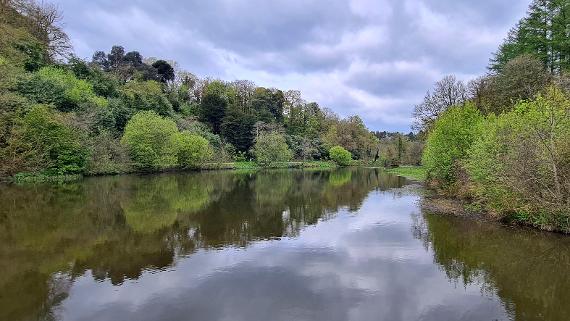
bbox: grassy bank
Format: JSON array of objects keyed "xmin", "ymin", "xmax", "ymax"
[
  {"xmin": 7, "ymin": 161, "xmax": 338, "ymax": 184},
  {"xmin": 385, "ymin": 166, "xmax": 426, "ymax": 181}
]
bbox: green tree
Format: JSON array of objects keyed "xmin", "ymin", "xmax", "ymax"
[
  {"xmin": 253, "ymin": 132, "xmax": 292, "ymax": 167},
  {"xmin": 7, "ymin": 104, "xmax": 87, "ymax": 175},
  {"xmin": 329, "ymin": 146, "xmax": 352, "ymax": 166},
  {"xmin": 200, "ymin": 93, "xmax": 227, "ymax": 134},
  {"xmin": 120, "ymin": 80, "xmax": 173, "ymax": 116},
  {"xmin": 422, "ymin": 103, "xmax": 484, "ymax": 189},
  {"xmin": 17, "ymin": 66, "xmax": 107, "ymax": 111},
  {"xmin": 471, "ymin": 55, "xmax": 551, "ymax": 114},
  {"xmin": 152, "ymin": 60, "xmax": 175, "ymax": 83},
  {"xmin": 467, "ymin": 87, "xmax": 570, "ymax": 226},
  {"xmin": 491, "ymin": 0, "xmax": 570, "ymax": 73},
  {"xmin": 221, "ymin": 108, "xmax": 255, "ymax": 152},
  {"xmin": 120, "ymin": 111, "xmax": 178, "ymax": 170},
  {"xmin": 174, "ymin": 131, "xmax": 212, "ymax": 169}
]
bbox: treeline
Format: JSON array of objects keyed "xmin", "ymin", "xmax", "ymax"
[
  {"xmin": 416, "ymin": 0, "xmax": 570, "ymax": 232},
  {"xmin": 0, "ymin": 0, "xmax": 380, "ymax": 178},
  {"xmin": 374, "ymin": 131, "xmax": 423, "ymax": 167}
]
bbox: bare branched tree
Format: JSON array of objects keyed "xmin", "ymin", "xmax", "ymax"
[
  {"xmin": 10, "ymin": 0, "xmax": 72, "ymax": 60},
  {"xmin": 412, "ymin": 75, "xmax": 467, "ymax": 132}
]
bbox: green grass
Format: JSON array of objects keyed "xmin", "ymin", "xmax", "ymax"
[
  {"xmin": 13, "ymin": 172, "xmax": 83, "ymax": 184},
  {"xmin": 385, "ymin": 166, "xmax": 426, "ymax": 181},
  {"xmin": 200, "ymin": 161, "xmax": 336, "ymax": 171}
]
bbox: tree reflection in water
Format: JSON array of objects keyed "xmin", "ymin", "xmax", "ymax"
[{"xmin": 0, "ymin": 168, "xmax": 405, "ymax": 321}]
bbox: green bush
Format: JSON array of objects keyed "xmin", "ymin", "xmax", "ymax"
[
  {"xmin": 174, "ymin": 131, "xmax": 212, "ymax": 169},
  {"xmin": 422, "ymin": 103, "xmax": 484, "ymax": 189},
  {"xmin": 8, "ymin": 104, "xmax": 87, "ymax": 175},
  {"xmin": 120, "ymin": 111, "xmax": 178, "ymax": 170},
  {"xmin": 17, "ymin": 66, "xmax": 107, "ymax": 111},
  {"xmin": 466, "ymin": 87, "xmax": 570, "ymax": 230},
  {"xmin": 120, "ymin": 80, "xmax": 173, "ymax": 116},
  {"xmin": 329, "ymin": 146, "xmax": 352, "ymax": 166},
  {"xmin": 253, "ymin": 132, "xmax": 292, "ymax": 167}
]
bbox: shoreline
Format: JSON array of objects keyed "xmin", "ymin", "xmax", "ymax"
[{"xmin": 421, "ymin": 193, "xmax": 570, "ymax": 235}]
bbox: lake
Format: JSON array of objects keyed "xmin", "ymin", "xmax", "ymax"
[{"xmin": 1, "ymin": 168, "xmax": 569, "ymax": 321}]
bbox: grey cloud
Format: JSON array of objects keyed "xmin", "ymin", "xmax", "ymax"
[{"xmin": 53, "ymin": 0, "xmax": 530, "ymax": 131}]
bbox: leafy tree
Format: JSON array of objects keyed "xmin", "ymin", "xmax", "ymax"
[
  {"xmin": 6, "ymin": 104, "xmax": 86, "ymax": 175},
  {"xmin": 250, "ymin": 87, "xmax": 284, "ymax": 123},
  {"xmin": 120, "ymin": 80, "xmax": 173, "ymax": 116},
  {"xmin": 329, "ymin": 146, "xmax": 352, "ymax": 166},
  {"xmin": 174, "ymin": 131, "xmax": 212, "ymax": 168},
  {"xmin": 422, "ymin": 103, "xmax": 484, "ymax": 189},
  {"xmin": 17, "ymin": 66, "xmax": 107, "ymax": 111},
  {"xmin": 120, "ymin": 111, "xmax": 178, "ymax": 170},
  {"xmin": 467, "ymin": 87, "xmax": 570, "ymax": 223},
  {"xmin": 491, "ymin": 0, "xmax": 570, "ymax": 73},
  {"xmin": 471, "ymin": 55, "xmax": 551, "ymax": 114},
  {"xmin": 152, "ymin": 60, "xmax": 175, "ymax": 83},
  {"xmin": 322, "ymin": 115, "xmax": 378, "ymax": 160},
  {"xmin": 221, "ymin": 108, "xmax": 255, "ymax": 152},
  {"xmin": 200, "ymin": 85, "xmax": 227, "ymax": 134},
  {"xmin": 107, "ymin": 45, "xmax": 125, "ymax": 70},
  {"xmin": 252, "ymin": 132, "xmax": 292, "ymax": 167}
]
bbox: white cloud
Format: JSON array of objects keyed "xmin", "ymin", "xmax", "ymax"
[{"xmin": 55, "ymin": 0, "xmax": 529, "ymax": 131}]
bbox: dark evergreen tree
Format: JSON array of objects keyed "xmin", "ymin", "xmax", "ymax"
[
  {"xmin": 221, "ymin": 109, "xmax": 255, "ymax": 152},
  {"xmin": 200, "ymin": 92, "xmax": 227, "ymax": 134}
]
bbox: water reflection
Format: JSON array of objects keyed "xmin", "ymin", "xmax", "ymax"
[
  {"xmin": 0, "ymin": 169, "xmax": 405, "ymax": 320},
  {"xmin": 415, "ymin": 213, "xmax": 570, "ymax": 321},
  {"xmin": 0, "ymin": 168, "xmax": 568, "ymax": 321}
]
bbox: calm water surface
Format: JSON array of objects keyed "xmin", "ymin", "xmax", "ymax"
[{"xmin": 1, "ymin": 168, "xmax": 569, "ymax": 321}]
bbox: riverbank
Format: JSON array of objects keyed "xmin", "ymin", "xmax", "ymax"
[
  {"xmin": 7, "ymin": 161, "xmax": 339, "ymax": 184},
  {"xmin": 384, "ymin": 166, "xmax": 426, "ymax": 181},
  {"xmin": 421, "ymin": 191, "xmax": 570, "ymax": 234}
]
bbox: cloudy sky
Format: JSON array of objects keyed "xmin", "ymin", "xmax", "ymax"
[{"xmin": 53, "ymin": 0, "xmax": 529, "ymax": 132}]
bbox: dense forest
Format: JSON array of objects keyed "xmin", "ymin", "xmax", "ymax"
[
  {"xmin": 1, "ymin": 0, "xmax": 423, "ymax": 180},
  {"xmin": 416, "ymin": 0, "xmax": 570, "ymax": 232}
]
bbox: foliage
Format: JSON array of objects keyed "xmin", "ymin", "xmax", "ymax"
[
  {"xmin": 174, "ymin": 131, "xmax": 212, "ymax": 169},
  {"xmin": 252, "ymin": 132, "xmax": 292, "ymax": 167},
  {"xmin": 467, "ymin": 87, "xmax": 570, "ymax": 228},
  {"xmin": 6, "ymin": 104, "xmax": 86, "ymax": 175},
  {"xmin": 0, "ymin": 1, "xmax": 381, "ymax": 179},
  {"xmin": 322, "ymin": 115, "xmax": 378, "ymax": 160},
  {"xmin": 422, "ymin": 103, "xmax": 484, "ymax": 189},
  {"xmin": 120, "ymin": 111, "xmax": 178, "ymax": 170},
  {"xmin": 491, "ymin": 0, "xmax": 570, "ymax": 73},
  {"xmin": 120, "ymin": 80, "xmax": 173, "ymax": 116},
  {"xmin": 376, "ymin": 132, "xmax": 423, "ymax": 167},
  {"xmin": 17, "ymin": 66, "xmax": 107, "ymax": 111},
  {"xmin": 85, "ymin": 131, "xmax": 130, "ymax": 175},
  {"xmin": 220, "ymin": 108, "xmax": 255, "ymax": 152},
  {"xmin": 329, "ymin": 146, "xmax": 352, "ymax": 166},
  {"xmin": 471, "ymin": 55, "xmax": 551, "ymax": 114},
  {"xmin": 151, "ymin": 60, "xmax": 175, "ymax": 83},
  {"xmin": 200, "ymin": 82, "xmax": 228, "ymax": 134}
]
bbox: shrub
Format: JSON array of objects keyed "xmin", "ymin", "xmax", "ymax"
[
  {"xmin": 120, "ymin": 111, "xmax": 178, "ymax": 170},
  {"xmin": 329, "ymin": 146, "xmax": 352, "ymax": 166},
  {"xmin": 6, "ymin": 104, "xmax": 87, "ymax": 175},
  {"xmin": 174, "ymin": 131, "xmax": 212, "ymax": 169},
  {"xmin": 422, "ymin": 103, "xmax": 484, "ymax": 189},
  {"xmin": 467, "ymin": 87, "xmax": 570, "ymax": 230},
  {"xmin": 86, "ymin": 131, "xmax": 130, "ymax": 175},
  {"xmin": 120, "ymin": 80, "xmax": 173, "ymax": 116},
  {"xmin": 17, "ymin": 66, "xmax": 107, "ymax": 111},
  {"xmin": 253, "ymin": 132, "xmax": 292, "ymax": 167}
]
